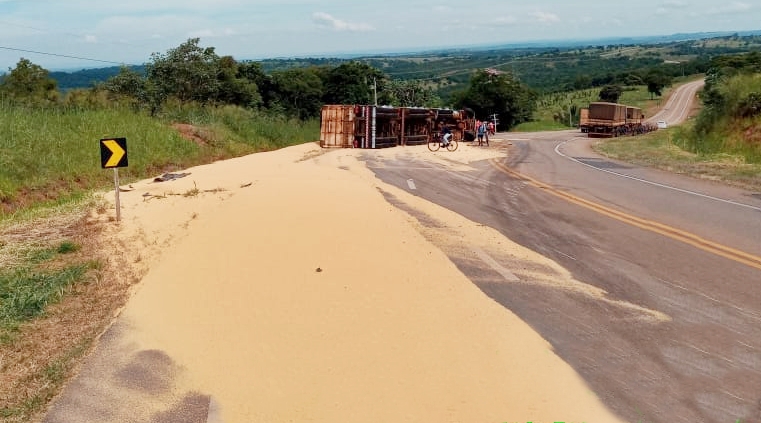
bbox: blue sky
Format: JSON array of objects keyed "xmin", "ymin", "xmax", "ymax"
[{"xmin": 0, "ymin": 0, "xmax": 758, "ymax": 70}]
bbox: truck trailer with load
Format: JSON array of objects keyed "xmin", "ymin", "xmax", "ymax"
[{"xmin": 579, "ymin": 102, "xmax": 656, "ymax": 137}]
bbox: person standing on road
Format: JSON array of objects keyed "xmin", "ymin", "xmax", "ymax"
[{"xmin": 476, "ymin": 120, "xmax": 486, "ymax": 146}]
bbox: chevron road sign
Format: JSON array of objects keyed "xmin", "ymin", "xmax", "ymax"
[{"xmin": 100, "ymin": 138, "xmax": 128, "ymax": 168}]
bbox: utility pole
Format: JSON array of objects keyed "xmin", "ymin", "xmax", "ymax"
[{"xmin": 373, "ymin": 78, "xmax": 378, "ymax": 106}]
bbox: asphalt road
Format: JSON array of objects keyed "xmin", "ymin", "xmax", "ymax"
[{"xmin": 367, "ymin": 82, "xmax": 761, "ymax": 423}]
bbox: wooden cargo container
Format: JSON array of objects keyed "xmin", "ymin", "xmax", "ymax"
[
  {"xmin": 320, "ymin": 105, "xmax": 355, "ymax": 148},
  {"xmin": 589, "ymin": 102, "xmax": 627, "ymax": 121}
]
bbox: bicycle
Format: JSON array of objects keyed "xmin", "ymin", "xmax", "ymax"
[{"xmin": 427, "ymin": 132, "xmax": 458, "ymax": 152}]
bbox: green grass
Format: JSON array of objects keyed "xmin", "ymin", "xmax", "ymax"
[
  {"xmin": 0, "ymin": 262, "xmax": 88, "ymax": 335},
  {"xmin": 0, "ymin": 101, "xmax": 319, "ymax": 217},
  {"xmin": 56, "ymin": 241, "xmax": 80, "ymax": 254},
  {"xmin": 513, "ymin": 120, "xmax": 569, "ymax": 132},
  {"xmin": 593, "ymin": 125, "xmax": 761, "ymax": 191}
]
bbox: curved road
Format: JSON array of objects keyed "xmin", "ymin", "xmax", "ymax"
[
  {"xmin": 368, "ymin": 80, "xmax": 761, "ymax": 423},
  {"xmin": 649, "ymin": 79, "xmax": 704, "ymax": 125}
]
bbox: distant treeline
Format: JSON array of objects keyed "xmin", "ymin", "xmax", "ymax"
[
  {"xmin": 41, "ymin": 34, "xmax": 761, "ymax": 103},
  {"xmin": 50, "ymin": 65, "xmax": 146, "ymax": 91}
]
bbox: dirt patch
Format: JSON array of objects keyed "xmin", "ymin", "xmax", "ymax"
[
  {"xmin": 0, "ymin": 180, "xmax": 94, "ymax": 216},
  {"xmin": 743, "ymin": 122, "xmax": 761, "ymax": 147},
  {"xmin": 171, "ymin": 123, "xmax": 214, "ymax": 146}
]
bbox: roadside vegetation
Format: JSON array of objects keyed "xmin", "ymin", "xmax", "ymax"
[
  {"xmin": 594, "ymin": 52, "xmax": 761, "ymax": 190},
  {"xmin": 522, "ymin": 84, "xmax": 674, "ymax": 132},
  {"xmin": 685, "ymin": 53, "xmax": 761, "ymax": 163},
  {"xmin": 593, "ymin": 127, "xmax": 761, "ymax": 191},
  {"xmin": 0, "ymin": 198, "xmax": 121, "ymax": 423},
  {"xmin": 1, "ymin": 34, "xmax": 761, "ymax": 422}
]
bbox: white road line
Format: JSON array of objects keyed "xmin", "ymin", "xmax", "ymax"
[
  {"xmin": 554, "ymin": 141, "xmax": 761, "ymax": 212},
  {"xmin": 721, "ymin": 390, "xmax": 747, "ymax": 402},
  {"xmin": 474, "ymin": 247, "xmax": 520, "ymax": 282},
  {"xmin": 407, "ymin": 179, "xmax": 417, "ymax": 190},
  {"xmin": 554, "ymin": 249, "xmax": 578, "ymax": 261},
  {"xmin": 737, "ymin": 341, "xmax": 755, "ymax": 349}
]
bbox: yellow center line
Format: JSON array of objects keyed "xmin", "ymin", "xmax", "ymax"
[{"xmin": 489, "ymin": 159, "xmax": 761, "ymax": 271}]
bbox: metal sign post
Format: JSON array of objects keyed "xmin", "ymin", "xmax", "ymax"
[
  {"xmin": 100, "ymin": 137, "xmax": 128, "ymax": 222},
  {"xmin": 113, "ymin": 168, "xmax": 121, "ymax": 222}
]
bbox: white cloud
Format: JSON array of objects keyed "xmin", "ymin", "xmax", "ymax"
[
  {"xmin": 312, "ymin": 12, "xmax": 374, "ymax": 32},
  {"xmin": 530, "ymin": 11, "xmax": 560, "ymax": 24},
  {"xmin": 84, "ymin": 35, "xmax": 97, "ymax": 43}
]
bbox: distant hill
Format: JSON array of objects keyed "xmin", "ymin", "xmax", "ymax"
[
  {"xmin": 46, "ymin": 30, "xmax": 761, "ymax": 93},
  {"xmin": 466, "ymin": 29, "xmax": 761, "ymax": 51},
  {"xmin": 50, "ymin": 65, "xmax": 145, "ymax": 91}
]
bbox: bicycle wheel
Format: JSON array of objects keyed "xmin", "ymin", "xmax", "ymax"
[
  {"xmin": 446, "ymin": 139, "xmax": 458, "ymax": 151},
  {"xmin": 427, "ymin": 139, "xmax": 441, "ymax": 151}
]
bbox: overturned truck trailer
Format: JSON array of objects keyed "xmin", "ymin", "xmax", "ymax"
[{"xmin": 319, "ymin": 105, "xmax": 475, "ymax": 149}]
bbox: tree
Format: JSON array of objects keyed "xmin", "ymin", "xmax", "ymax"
[
  {"xmin": 0, "ymin": 58, "xmax": 58, "ymax": 103},
  {"xmin": 270, "ymin": 67, "xmax": 325, "ymax": 119},
  {"xmin": 323, "ymin": 62, "xmax": 387, "ymax": 105},
  {"xmin": 573, "ymin": 74, "xmax": 593, "ymax": 90},
  {"xmin": 644, "ymin": 69, "xmax": 672, "ymax": 99},
  {"xmin": 103, "ymin": 66, "xmax": 145, "ymax": 98},
  {"xmin": 452, "ymin": 69, "xmax": 536, "ymax": 131},
  {"xmin": 598, "ymin": 85, "xmax": 623, "ymax": 103},
  {"xmin": 145, "ymin": 38, "xmax": 221, "ymax": 104},
  {"xmin": 215, "ymin": 56, "xmax": 261, "ymax": 109},
  {"xmin": 238, "ymin": 61, "xmax": 272, "ymax": 107},
  {"xmin": 624, "ymin": 74, "xmax": 644, "ymax": 87},
  {"xmin": 383, "ymin": 79, "xmax": 436, "ymax": 107},
  {"xmin": 102, "ymin": 65, "xmax": 165, "ymax": 114}
]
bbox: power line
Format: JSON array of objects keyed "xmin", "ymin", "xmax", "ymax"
[{"xmin": 0, "ymin": 46, "xmax": 125, "ymax": 65}]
